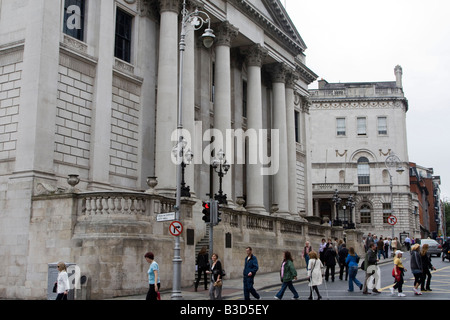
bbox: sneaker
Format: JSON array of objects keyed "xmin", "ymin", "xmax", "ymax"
[
  {"xmin": 274, "ymin": 296, "xmax": 280, "ymax": 300},
  {"xmin": 291, "ymin": 297, "xmax": 299, "ymax": 300},
  {"xmin": 390, "ymin": 287, "xmax": 394, "ymax": 295},
  {"xmin": 398, "ymin": 293, "xmax": 406, "ymax": 297},
  {"xmin": 372, "ymin": 288, "xmax": 380, "ymax": 293}
]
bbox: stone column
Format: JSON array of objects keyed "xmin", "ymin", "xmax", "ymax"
[
  {"xmin": 213, "ymin": 21, "xmax": 238, "ymax": 204},
  {"xmin": 285, "ymin": 71, "xmax": 298, "ymax": 216},
  {"xmin": 154, "ymin": 0, "xmax": 180, "ymax": 195},
  {"xmin": 244, "ymin": 44, "xmax": 268, "ymax": 214},
  {"xmin": 88, "ymin": 0, "xmax": 116, "ymax": 189},
  {"xmin": 271, "ymin": 63, "xmax": 290, "ymax": 216}
]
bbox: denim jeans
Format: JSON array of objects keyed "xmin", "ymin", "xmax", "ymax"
[
  {"xmin": 348, "ymin": 266, "xmax": 362, "ymax": 291},
  {"xmin": 275, "ymin": 280, "xmax": 299, "ymax": 299}
]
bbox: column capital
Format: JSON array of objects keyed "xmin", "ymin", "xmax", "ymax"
[
  {"xmin": 269, "ymin": 62, "xmax": 289, "ymax": 84},
  {"xmin": 243, "ymin": 44, "xmax": 268, "ymax": 68},
  {"xmin": 214, "ymin": 21, "xmax": 239, "ymax": 47},
  {"xmin": 285, "ymin": 70, "xmax": 299, "ymax": 89}
]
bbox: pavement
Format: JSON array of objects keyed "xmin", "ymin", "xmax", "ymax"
[{"xmin": 108, "ymin": 257, "xmax": 394, "ymax": 300}]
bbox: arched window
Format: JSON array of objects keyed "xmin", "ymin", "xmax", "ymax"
[
  {"xmin": 360, "ymin": 204, "xmax": 371, "ymax": 224},
  {"xmin": 357, "ymin": 157, "xmax": 370, "ymax": 185}
]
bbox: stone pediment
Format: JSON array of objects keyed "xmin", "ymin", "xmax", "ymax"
[{"xmin": 230, "ymin": 0, "xmax": 307, "ymax": 54}]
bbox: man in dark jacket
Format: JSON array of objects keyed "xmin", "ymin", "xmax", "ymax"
[
  {"xmin": 324, "ymin": 245, "xmax": 337, "ymax": 282},
  {"xmin": 243, "ymin": 247, "xmax": 260, "ymax": 300},
  {"xmin": 362, "ymin": 243, "xmax": 380, "ymax": 294}
]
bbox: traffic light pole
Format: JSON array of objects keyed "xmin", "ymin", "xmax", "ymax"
[{"xmin": 208, "ymin": 199, "xmax": 218, "ymax": 262}]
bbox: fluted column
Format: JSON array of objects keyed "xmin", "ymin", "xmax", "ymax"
[
  {"xmin": 244, "ymin": 44, "xmax": 268, "ymax": 213},
  {"xmin": 271, "ymin": 63, "xmax": 289, "ymax": 216},
  {"xmin": 213, "ymin": 21, "xmax": 238, "ymax": 204},
  {"xmin": 154, "ymin": 0, "xmax": 180, "ymax": 195},
  {"xmin": 285, "ymin": 71, "xmax": 298, "ymax": 215}
]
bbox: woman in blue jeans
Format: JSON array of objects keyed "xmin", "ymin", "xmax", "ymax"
[{"xmin": 345, "ymin": 247, "xmax": 363, "ymax": 292}]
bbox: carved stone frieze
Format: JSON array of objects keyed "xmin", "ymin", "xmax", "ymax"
[{"xmin": 311, "ymin": 100, "xmax": 405, "ymax": 110}]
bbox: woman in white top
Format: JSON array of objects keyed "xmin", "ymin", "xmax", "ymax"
[
  {"xmin": 55, "ymin": 262, "xmax": 70, "ymax": 300},
  {"xmin": 307, "ymin": 250, "xmax": 323, "ymax": 300}
]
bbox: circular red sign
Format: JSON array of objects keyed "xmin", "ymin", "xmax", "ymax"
[
  {"xmin": 387, "ymin": 215, "xmax": 397, "ymax": 225},
  {"xmin": 169, "ymin": 221, "xmax": 183, "ymax": 236}
]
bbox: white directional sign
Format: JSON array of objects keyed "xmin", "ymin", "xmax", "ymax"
[{"xmin": 156, "ymin": 212, "xmax": 175, "ymax": 222}]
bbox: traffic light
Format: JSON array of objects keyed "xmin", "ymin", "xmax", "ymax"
[
  {"xmin": 209, "ymin": 200, "xmax": 221, "ymax": 226},
  {"xmin": 216, "ymin": 202, "xmax": 222, "ymax": 225},
  {"xmin": 202, "ymin": 201, "xmax": 210, "ymax": 223}
]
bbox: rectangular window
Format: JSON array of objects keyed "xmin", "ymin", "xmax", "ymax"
[
  {"xmin": 295, "ymin": 110, "xmax": 300, "ymax": 143},
  {"xmin": 336, "ymin": 118, "xmax": 346, "ymax": 136},
  {"xmin": 115, "ymin": 8, "xmax": 133, "ymax": 63},
  {"xmin": 357, "ymin": 117, "xmax": 366, "ymax": 135},
  {"xmin": 63, "ymin": 0, "xmax": 85, "ymax": 41},
  {"xmin": 378, "ymin": 116, "xmax": 388, "ymax": 135}
]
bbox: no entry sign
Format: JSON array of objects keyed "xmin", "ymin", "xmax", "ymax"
[
  {"xmin": 387, "ymin": 215, "xmax": 397, "ymax": 226},
  {"xmin": 169, "ymin": 221, "xmax": 183, "ymax": 236}
]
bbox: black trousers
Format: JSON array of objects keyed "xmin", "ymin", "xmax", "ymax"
[
  {"xmin": 55, "ymin": 293, "xmax": 67, "ymax": 300},
  {"xmin": 146, "ymin": 283, "xmax": 161, "ymax": 301}
]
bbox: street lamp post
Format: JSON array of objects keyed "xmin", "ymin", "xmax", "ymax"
[
  {"xmin": 332, "ymin": 189, "xmax": 342, "ymax": 226},
  {"xmin": 385, "ymin": 151, "xmax": 404, "ymax": 239},
  {"xmin": 172, "ymin": 0, "xmax": 215, "ymax": 300},
  {"xmin": 346, "ymin": 195, "xmax": 355, "ymax": 229},
  {"xmin": 212, "ymin": 149, "xmax": 230, "ymax": 205}
]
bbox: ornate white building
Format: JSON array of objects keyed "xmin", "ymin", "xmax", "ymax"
[
  {"xmin": 0, "ymin": 0, "xmax": 342, "ymax": 300},
  {"xmin": 309, "ymin": 66, "xmax": 421, "ymax": 240}
]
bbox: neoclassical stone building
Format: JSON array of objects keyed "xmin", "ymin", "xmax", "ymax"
[
  {"xmin": 309, "ymin": 66, "xmax": 421, "ymax": 240},
  {"xmin": 1, "ymin": 0, "xmax": 359, "ymax": 300}
]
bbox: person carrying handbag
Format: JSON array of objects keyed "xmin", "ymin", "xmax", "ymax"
[
  {"xmin": 207, "ymin": 253, "xmax": 223, "ymax": 300},
  {"xmin": 390, "ymin": 250, "xmax": 406, "ymax": 297}
]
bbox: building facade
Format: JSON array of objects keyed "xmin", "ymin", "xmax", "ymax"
[
  {"xmin": 309, "ymin": 66, "xmax": 421, "ymax": 240},
  {"xmin": 409, "ymin": 163, "xmax": 444, "ymax": 239},
  {"xmin": 0, "ymin": 0, "xmax": 350, "ymax": 300}
]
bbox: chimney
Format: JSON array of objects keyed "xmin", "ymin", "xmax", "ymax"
[
  {"xmin": 318, "ymin": 78, "xmax": 328, "ymax": 89},
  {"xmin": 394, "ymin": 65, "xmax": 403, "ymax": 88}
]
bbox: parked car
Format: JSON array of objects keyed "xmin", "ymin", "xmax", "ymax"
[{"xmin": 419, "ymin": 239, "xmax": 441, "ymax": 257}]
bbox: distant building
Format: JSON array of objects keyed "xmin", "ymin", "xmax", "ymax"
[
  {"xmin": 309, "ymin": 66, "xmax": 421, "ymax": 239},
  {"xmin": 409, "ymin": 163, "xmax": 443, "ymax": 238}
]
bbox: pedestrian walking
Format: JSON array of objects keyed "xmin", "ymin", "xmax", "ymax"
[
  {"xmin": 391, "ymin": 237, "xmax": 398, "ymax": 257},
  {"xmin": 390, "ymin": 250, "xmax": 406, "ymax": 297},
  {"xmin": 207, "ymin": 253, "xmax": 223, "ymax": 300},
  {"xmin": 194, "ymin": 246, "xmax": 209, "ymax": 291},
  {"xmin": 410, "ymin": 243, "xmax": 423, "ymax": 295},
  {"xmin": 345, "ymin": 247, "xmax": 363, "ymax": 292},
  {"xmin": 384, "ymin": 238, "xmax": 391, "ymax": 259},
  {"xmin": 274, "ymin": 251, "xmax": 299, "ymax": 300},
  {"xmin": 319, "ymin": 238, "xmax": 327, "ymax": 263},
  {"xmin": 324, "ymin": 244, "xmax": 337, "ymax": 282},
  {"xmin": 55, "ymin": 262, "xmax": 70, "ymax": 300},
  {"xmin": 302, "ymin": 241, "xmax": 312, "ymax": 270},
  {"xmin": 420, "ymin": 244, "xmax": 436, "ymax": 291},
  {"xmin": 405, "ymin": 236, "xmax": 412, "ymax": 252},
  {"xmin": 307, "ymin": 250, "xmax": 323, "ymax": 300},
  {"xmin": 362, "ymin": 243, "xmax": 380, "ymax": 294},
  {"xmin": 338, "ymin": 243, "xmax": 349, "ymax": 281},
  {"xmin": 243, "ymin": 246, "xmax": 260, "ymax": 300},
  {"xmin": 144, "ymin": 251, "xmax": 160, "ymax": 301},
  {"xmin": 377, "ymin": 236, "xmax": 385, "ymax": 259}
]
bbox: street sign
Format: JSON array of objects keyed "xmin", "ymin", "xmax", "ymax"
[
  {"xmin": 156, "ymin": 212, "xmax": 175, "ymax": 222},
  {"xmin": 169, "ymin": 221, "xmax": 183, "ymax": 236},
  {"xmin": 387, "ymin": 215, "xmax": 397, "ymax": 225}
]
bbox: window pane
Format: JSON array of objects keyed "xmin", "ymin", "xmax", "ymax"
[
  {"xmin": 115, "ymin": 8, "xmax": 133, "ymax": 63},
  {"xmin": 357, "ymin": 157, "xmax": 370, "ymax": 184},
  {"xmin": 378, "ymin": 116, "xmax": 387, "ymax": 135},
  {"xmin": 336, "ymin": 118, "xmax": 346, "ymax": 136},
  {"xmin": 357, "ymin": 117, "xmax": 366, "ymax": 135},
  {"xmin": 360, "ymin": 205, "xmax": 371, "ymax": 224},
  {"xmin": 63, "ymin": 0, "xmax": 85, "ymax": 41}
]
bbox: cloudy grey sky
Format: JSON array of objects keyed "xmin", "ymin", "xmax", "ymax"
[{"xmin": 283, "ymin": 0, "xmax": 450, "ymax": 200}]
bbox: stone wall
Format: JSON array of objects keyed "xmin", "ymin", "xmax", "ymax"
[{"xmin": 9, "ymin": 191, "xmax": 362, "ymax": 300}]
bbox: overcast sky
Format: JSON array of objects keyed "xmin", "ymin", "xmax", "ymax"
[{"xmin": 283, "ymin": 0, "xmax": 450, "ymax": 200}]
